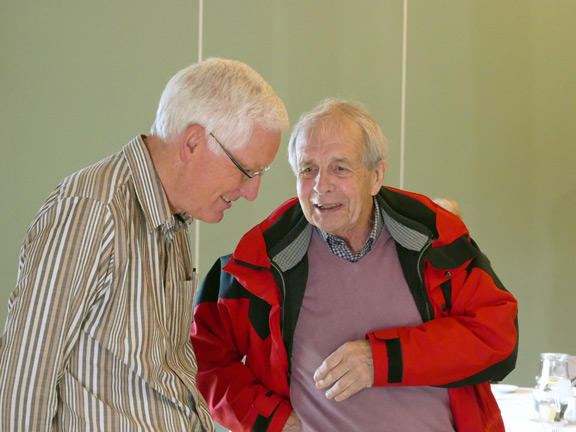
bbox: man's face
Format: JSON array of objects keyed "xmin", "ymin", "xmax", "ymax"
[
  {"xmin": 178, "ymin": 125, "xmax": 281, "ymax": 223},
  {"xmin": 295, "ymin": 120, "xmax": 386, "ymax": 246}
]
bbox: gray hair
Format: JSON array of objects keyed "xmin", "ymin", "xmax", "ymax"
[
  {"xmin": 151, "ymin": 58, "xmax": 289, "ymax": 150},
  {"xmin": 288, "ymin": 99, "xmax": 387, "ymax": 173}
]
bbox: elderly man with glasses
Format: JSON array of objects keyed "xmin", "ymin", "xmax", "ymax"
[{"xmin": 0, "ymin": 58, "xmax": 288, "ymax": 432}]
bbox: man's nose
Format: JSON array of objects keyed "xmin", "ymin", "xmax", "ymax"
[
  {"xmin": 313, "ymin": 170, "xmax": 333, "ymax": 194},
  {"xmin": 239, "ymin": 176, "xmax": 261, "ymax": 202}
]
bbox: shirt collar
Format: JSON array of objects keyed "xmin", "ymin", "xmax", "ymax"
[
  {"xmin": 123, "ymin": 135, "xmax": 192, "ymax": 238},
  {"xmin": 317, "ymin": 197, "xmax": 383, "ymax": 262}
]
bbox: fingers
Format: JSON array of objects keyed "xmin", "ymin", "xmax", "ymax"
[
  {"xmin": 313, "ymin": 349, "xmax": 341, "ymax": 384},
  {"xmin": 282, "ymin": 411, "xmax": 302, "ymax": 432},
  {"xmin": 313, "ymin": 340, "xmax": 374, "ymax": 402},
  {"xmin": 322, "ymin": 371, "xmax": 366, "ymax": 402}
]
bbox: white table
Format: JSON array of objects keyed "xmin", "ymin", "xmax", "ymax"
[{"xmin": 494, "ymin": 386, "xmax": 576, "ymax": 431}]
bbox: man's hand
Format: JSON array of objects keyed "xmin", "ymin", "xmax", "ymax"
[
  {"xmin": 313, "ymin": 340, "xmax": 374, "ymax": 401},
  {"xmin": 282, "ymin": 411, "xmax": 302, "ymax": 432}
]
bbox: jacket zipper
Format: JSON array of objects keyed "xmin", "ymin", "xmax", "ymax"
[
  {"xmin": 270, "ymin": 261, "xmax": 286, "ymax": 339},
  {"xmin": 417, "ymin": 239, "xmax": 434, "ymax": 322}
]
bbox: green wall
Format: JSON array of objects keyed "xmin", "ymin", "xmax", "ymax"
[{"xmin": 1, "ymin": 2, "xmax": 575, "ymax": 423}]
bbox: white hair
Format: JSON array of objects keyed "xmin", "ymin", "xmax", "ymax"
[
  {"xmin": 151, "ymin": 58, "xmax": 289, "ymax": 151},
  {"xmin": 288, "ymin": 99, "xmax": 387, "ymax": 174}
]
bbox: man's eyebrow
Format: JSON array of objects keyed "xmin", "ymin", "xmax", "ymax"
[
  {"xmin": 332, "ymin": 157, "xmax": 351, "ymax": 164},
  {"xmin": 298, "ymin": 156, "xmax": 352, "ymax": 165}
]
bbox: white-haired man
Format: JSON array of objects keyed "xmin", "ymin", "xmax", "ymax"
[
  {"xmin": 191, "ymin": 99, "xmax": 518, "ymax": 432},
  {"xmin": 0, "ymin": 58, "xmax": 289, "ymax": 431}
]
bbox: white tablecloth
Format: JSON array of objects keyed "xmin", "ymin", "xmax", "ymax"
[{"xmin": 494, "ymin": 386, "xmax": 576, "ymax": 431}]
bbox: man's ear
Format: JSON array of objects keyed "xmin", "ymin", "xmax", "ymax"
[
  {"xmin": 180, "ymin": 124, "xmax": 205, "ymax": 161},
  {"xmin": 371, "ymin": 159, "xmax": 388, "ymax": 195}
]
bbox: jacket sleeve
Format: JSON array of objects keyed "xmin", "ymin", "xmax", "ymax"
[
  {"xmin": 191, "ymin": 256, "xmax": 292, "ymax": 432},
  {"xmin": 367, "ymin": 241, "xmax": 518, "ymax": 388}
]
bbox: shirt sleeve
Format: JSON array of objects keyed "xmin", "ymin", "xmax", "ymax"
[{"xmin": 0, "ymin": 195, "xmax": 111, "ymax": 431}]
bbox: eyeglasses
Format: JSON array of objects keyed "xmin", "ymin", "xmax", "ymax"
[{"xmin": 209, "ymin": 132, "xmax": 270, "ymax": 179}]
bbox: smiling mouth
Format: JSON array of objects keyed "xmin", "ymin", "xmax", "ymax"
[
  {"xmin": 315, "ymin": 203, "xmax": 340, "ymax": 209},
  {"xmin": 221, "ymin": 195, "xmax": 231, "ymax": 204}
]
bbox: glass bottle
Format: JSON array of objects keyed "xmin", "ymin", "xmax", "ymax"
[{"xmin": 533, "ymin": 353, "xmax": 573, "ymax": 423}]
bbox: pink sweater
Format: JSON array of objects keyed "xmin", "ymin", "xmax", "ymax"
[{"xmin": 289, "ymin": 227, "xmax": 455, "ymax": 431}]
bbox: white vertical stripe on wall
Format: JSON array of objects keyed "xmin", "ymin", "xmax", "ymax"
[
  {"xmin": 198, "ymin": 0, "xmax": 204, "ymax": 63},
  {"xmin": 194, "ymin": 0, "xmax": 204, "ymax": 272},
  {"xmin": 399, "ymin": 0, "xmax": 408, "ymax": 190}
]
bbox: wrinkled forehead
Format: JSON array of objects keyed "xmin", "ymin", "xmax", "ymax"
[
  {"xmin": 296, "ymin": 121, "xmax": 366, "ymax": 168},
  {"xmin": 298, "ymin": 116, "xmax": 363, "ymax": 148}
]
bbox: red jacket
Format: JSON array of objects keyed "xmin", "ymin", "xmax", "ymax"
[{"xmin": 191, "ymin": 187, "xmax": 518, "ymax": 431}]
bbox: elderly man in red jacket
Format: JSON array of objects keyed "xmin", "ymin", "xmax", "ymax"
[{"xmin": 191, "ymin": 99, "xmax": 518, "ymax": 432}]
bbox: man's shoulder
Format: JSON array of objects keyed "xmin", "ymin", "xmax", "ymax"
[
  {"xmin": 379, "ymin": 186, "xmax": 435, "ymax": 209},
  {"xmin": 377, "ymin": 187, "xmax": 470, "ymax": 249},
  {"xmin": 58, "ymin": 149, "xmax": 132, "ymax": 207}
]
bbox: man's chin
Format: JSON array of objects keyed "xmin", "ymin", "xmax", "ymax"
[{"xmin": 196, "ymin": 211, "xmax": 225, "ymax": 224}]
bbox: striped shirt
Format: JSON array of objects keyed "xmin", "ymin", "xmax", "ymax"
[{"xmin": 0, "ymin": 136, "xmax": 214, "ymax": 431}]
